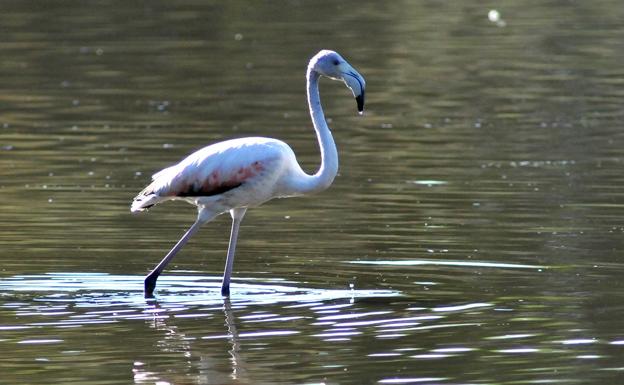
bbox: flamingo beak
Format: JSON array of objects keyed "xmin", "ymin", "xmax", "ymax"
[
  {"xmin": 355, "ymin": 91, "xmax": 365, "ymax": 114},
  {"xmin": 342, "ymin": 68, "xmax": 366, "ymax": 114}
]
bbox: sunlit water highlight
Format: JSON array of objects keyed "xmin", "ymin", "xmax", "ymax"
[
  {"xmin": 0, "ymin": 272, "xmax": 400, "ymax": 307},
  {"xmin": 349, "ymin": 259, "xmax": 546, "ymax": 269}
]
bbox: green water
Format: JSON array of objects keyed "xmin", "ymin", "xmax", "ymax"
[{"xmin": 2, "ymin": 1, "xmax": 624, "ymax": 384}]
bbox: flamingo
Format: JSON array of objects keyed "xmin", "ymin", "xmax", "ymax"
[{"xmin": 131, "ymin": 50, "xmax": 366, "ymax": 297}]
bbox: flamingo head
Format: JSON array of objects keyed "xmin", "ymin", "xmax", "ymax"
[{"xmin": 310, "ymin": 50, "xmax": 366, "ymax": 113}]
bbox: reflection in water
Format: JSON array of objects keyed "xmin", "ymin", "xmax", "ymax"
[
  {"xmin": 222, "ymin": 298, "xmax": 246, "ymax": 382},
  {"xmin": 134, "ymin": 298, "xmax": 248, "ymax": 384}
]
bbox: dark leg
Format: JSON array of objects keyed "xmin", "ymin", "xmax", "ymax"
[{"xmin": 144, "ymin": 219, "xmax": 203, "ymax": 297}]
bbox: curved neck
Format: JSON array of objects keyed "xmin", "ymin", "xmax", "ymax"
[{"xmin": 291, "ymin": 68, "xmax": 338, "ymax": 195}]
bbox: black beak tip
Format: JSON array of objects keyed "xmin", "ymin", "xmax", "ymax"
[{"xmin": 356, "ymin": 92, "xmax": 365, "ymax": 113}]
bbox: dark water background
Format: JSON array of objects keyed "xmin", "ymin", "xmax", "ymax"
[{"xmin": 2, "ymin": 1, "xmax": 624, "ymax": 384}]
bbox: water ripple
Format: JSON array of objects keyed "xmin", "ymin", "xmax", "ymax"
[{"xmin": 0, "ymin": 272, "xmax": 400, "ymax": 308}]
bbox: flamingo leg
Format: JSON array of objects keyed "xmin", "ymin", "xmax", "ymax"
[
  {"xmin": 221, "ymin": 207, "xmax": 247, "ymax": 296},
  {"xmin": 144, "ymin": 219, "xmax": 204, "ymax": 298}
]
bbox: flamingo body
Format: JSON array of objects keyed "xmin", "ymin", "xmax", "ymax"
[
  {"xmin": 132, "ymin": 50, "xmax": 366, "ymax": 297},
  {"xmin": 131, "ymin": 137, "xmax": 300, "ymax": 215}
]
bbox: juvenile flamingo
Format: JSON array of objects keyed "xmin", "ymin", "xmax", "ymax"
[{"xmin": 131, "ymin": 50, "xmax": 366, "ymax": 297}]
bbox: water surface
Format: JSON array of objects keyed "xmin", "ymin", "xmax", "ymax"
[{"xmin": 2, "ymin": 1, "xmax": 624, "ymax": 384}]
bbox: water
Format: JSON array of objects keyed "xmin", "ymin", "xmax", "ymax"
[{"xmin": 2, "ymin": 1, "xmax": 624, "ymax": 384}]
